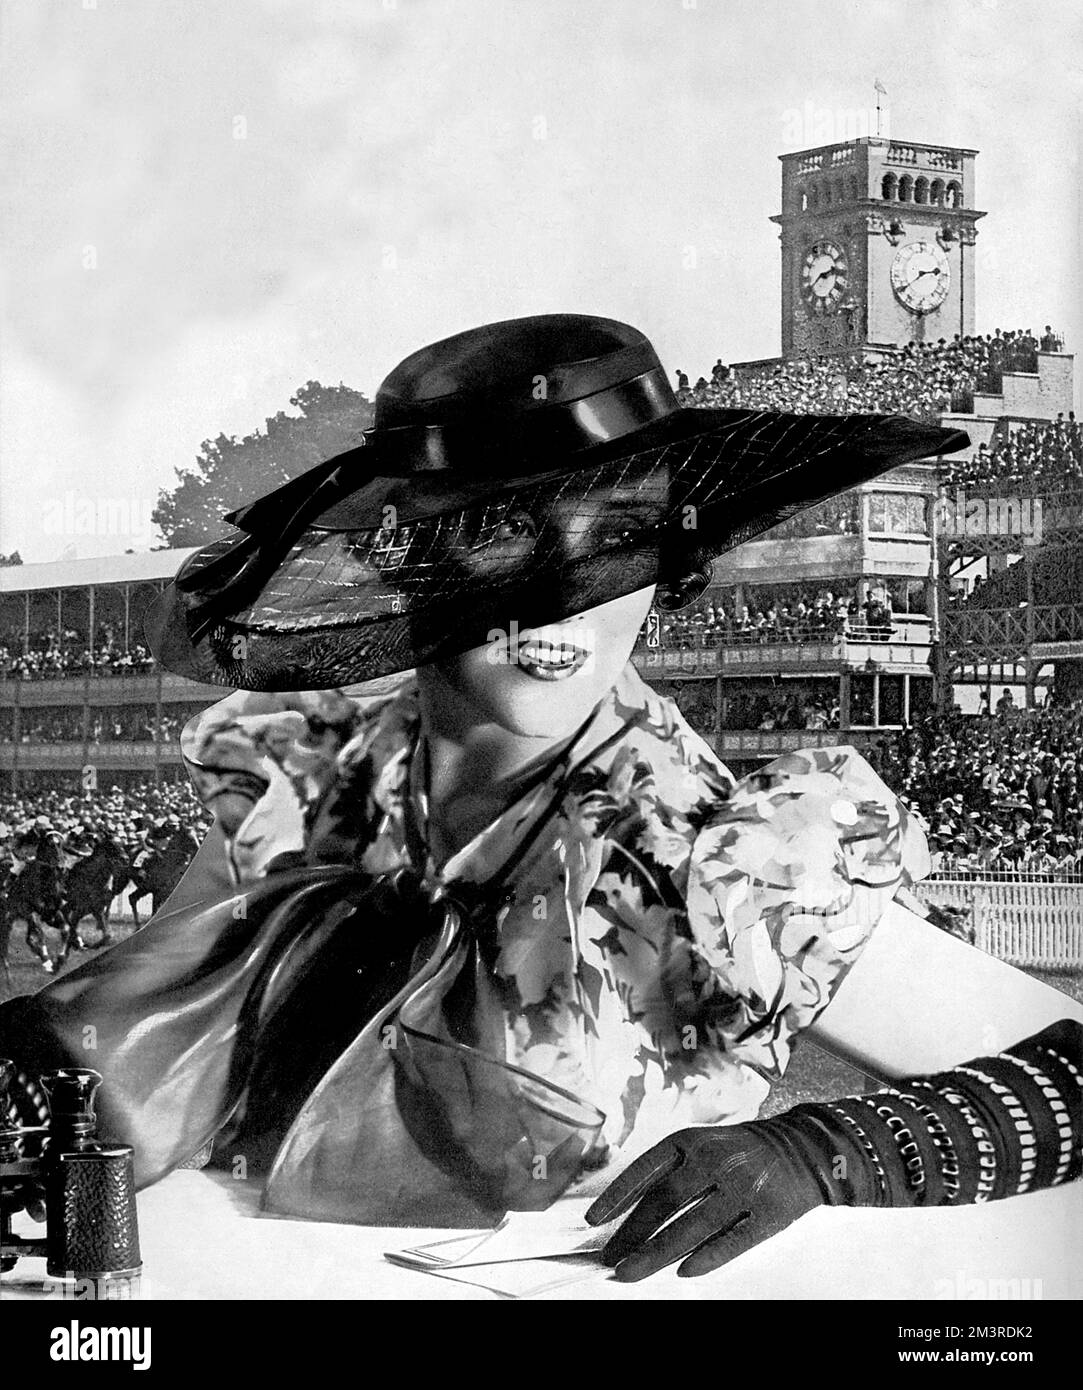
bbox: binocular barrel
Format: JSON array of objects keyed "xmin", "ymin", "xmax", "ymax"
[
  {"xmin": 0, "ymin": 1060, "xmax": 142, "ymax": 1289},
  {"xmin": 44, "ymin": 1145, "xmax": 142, "ymax": 1281}
]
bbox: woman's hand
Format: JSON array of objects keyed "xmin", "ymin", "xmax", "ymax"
[
  {"xmin": 584, "ymin": 1123, "xmax": 826, "ymax": 1281},
  {"xmin": 588, "ymin": 1019, "xmax": 1083, "ymax": 1283}
]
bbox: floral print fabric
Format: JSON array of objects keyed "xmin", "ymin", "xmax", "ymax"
[{"xmin": 179, "ymin": 664, "xmax": 930, "ymax": 1156}]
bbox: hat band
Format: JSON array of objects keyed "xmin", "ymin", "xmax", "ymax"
[{"xmin": 361, "ymin": 366, "xmax": 678, "ymax": 473}]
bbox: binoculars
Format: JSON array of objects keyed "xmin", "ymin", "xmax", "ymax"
[{"xmin": 0, "ymin": 1059, "xmax": 141, "ymax": 1295}]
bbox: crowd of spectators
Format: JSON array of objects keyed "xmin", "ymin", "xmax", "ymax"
[
  {"xmin": 0, "ymin": 705, "xmax": 203, "ymax": 745},
  {"xmin": 678, "ymin": 327, "xmax": 1065, "ymax": 421},
  {"xmin": 0, "ymin": 777, "xmax": 213, "ymax": 859},
  {"xmin": 722, "ymin": 689, "xmax": 840, "ymax": 732},
  {"xmin": 942, "ymin": 416, "xmax": 1082, "ymax": 490},
  {"xmin": 642, "ymin": 585, "xmax": 895, "ymax": 649},
  {"xmin": 948, "ymin": 547, "xmax": 1083, "ymax": 614},
  {"xmin": 866, "ymin": 695, "xmax": 1083, "ymax": 877},
  {"xmin": 0, "ymin": 626, "xmax": 156, "ymax": 679}
]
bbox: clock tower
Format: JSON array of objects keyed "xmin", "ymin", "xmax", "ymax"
[{"xmin": 772, "ymin": 138, "xmax": 985, "ymax": 357}]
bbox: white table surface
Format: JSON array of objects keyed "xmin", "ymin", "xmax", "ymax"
[{"xmin": 4, "ymin": 1166, "xmax": 1080, "ymax": 1301}]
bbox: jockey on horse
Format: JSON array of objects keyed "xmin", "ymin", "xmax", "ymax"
[
  {"xmin": 3, "ymin": 817, "xmax": 69, "ymax": 973},
  {"xmin": 127, "ymin": 815, "xmax": 200, "ymax": 926},
  {"xmin": 62, "ymin": 826, "xmax": 132, "ymax": 953}
]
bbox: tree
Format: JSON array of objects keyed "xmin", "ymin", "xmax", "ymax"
[
  {"xmin": 152, "ymin": 381, "xmax": 375, "ymax": 549},
  {"xmin": 0, "ymin": 551, "xmax": 23, "ymax": 566}
]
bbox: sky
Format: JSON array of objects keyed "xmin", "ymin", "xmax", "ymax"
[{"xmin": 1, "ymin": 0, "xmax": 1081, "ymax": 562}]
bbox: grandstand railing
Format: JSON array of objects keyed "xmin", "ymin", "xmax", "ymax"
[
  {"xmin": 0, "ymin": 665, "xmax": 158, "ymax": 682},
  {"xmin": 639, "ymin": 620, "xmax": 931, "ymax": 649},
  {"xmin": 1033, "ymin": 605, "xmax": 1083, "ymax": 643},
  {"xmin": 634, "ymin": 624, "xmax": 933, "ymax": 676},
  {"xmin": 715, "ymin": 730, "xmax": 878, "ymax": 757},
  {"xmin": 942, "ymin": 606, "xmax": 1083, "ymax": 664},
  {"xmin": 0, "ymin": 740, "xmax": 184, "ymax": 770},
  {"xmin": 0, "ymin": 673, "xmax": 224, "ymax": 704},
  {"xmin": 913, "ymin": 875, "xmax": 1082, "ymax": 970}
]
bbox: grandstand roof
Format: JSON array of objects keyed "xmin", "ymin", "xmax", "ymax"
[{"xmin": 0, "ymin": 548, "xmax": 198, "ymax": 594}]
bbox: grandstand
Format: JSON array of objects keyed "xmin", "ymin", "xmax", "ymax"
[{"xmin": 0, "ymin": 548, "xmax": 215, "ymax": 790}]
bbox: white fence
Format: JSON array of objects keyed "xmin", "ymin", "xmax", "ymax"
[
  {"xmin": 915, "ymin": 874, "xmax": 1083, "ymax": 970},
  {"xmin": 98, "ymin": 874, "xmax": 1082, "ymax": 969}
]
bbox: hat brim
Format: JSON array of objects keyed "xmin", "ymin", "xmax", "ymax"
[{"xmin": 147, "ymin": 407, "xmax": 967, "ymax": 691}]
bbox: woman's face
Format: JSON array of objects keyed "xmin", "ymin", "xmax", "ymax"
[
  {"xmin": 418, "ymin": 462, "xmax": 669, "ymax": 739},
  {"xmin": 425, "ymin": 584, "xmax": 656, "ymax": 738}
]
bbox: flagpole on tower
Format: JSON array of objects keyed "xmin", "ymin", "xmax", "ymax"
[{"xmin": 874, "ymin": 78, "xmax": 887, "ymax": 136}]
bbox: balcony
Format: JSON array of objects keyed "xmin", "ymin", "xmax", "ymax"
[
  {"xmin": 634, "ymin": 623, "xmax": 932, "ymax": 678},
  {"xmin": 886, "ymin": 143, "xmax": 963, "ymax": 172},
  {"xmin": 715, "ymin": 729, "xmax": 879, "ymax": 759}
]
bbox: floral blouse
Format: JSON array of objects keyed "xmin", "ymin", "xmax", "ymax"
[{"xmin": 178, "ymin": 664, "xmax": 931, "ymax": 1158}]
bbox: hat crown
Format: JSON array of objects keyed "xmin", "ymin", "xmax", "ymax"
[{"xmin": 374, "ymin": 314, "xmax": 663, "ymax": 431}]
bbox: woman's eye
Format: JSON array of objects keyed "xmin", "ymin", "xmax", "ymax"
[
  {"xmin": 599, "ymin": 518, "xmax": 646, "ymax": 549},
  {"xmin": 492, "ymin": 511, "xmax": 536, "ymax": 542}
]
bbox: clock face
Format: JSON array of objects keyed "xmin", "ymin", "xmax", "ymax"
[
  {"xmin": 801, "ymin": 240, "xmax": 848, "ymax": 313},
  {"xmin": 891, "ymin": 240, "xmax": 951, "ymax": 314}
]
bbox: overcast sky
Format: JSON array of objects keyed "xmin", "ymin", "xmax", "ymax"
[{"xmin": 2, "ymin": 0, "xmax": 1080, "ymax": 561}]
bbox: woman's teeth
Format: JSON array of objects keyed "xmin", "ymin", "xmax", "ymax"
[{"xmin": 515, "ymin": 638, "xmax": 588, "ymax": 681}]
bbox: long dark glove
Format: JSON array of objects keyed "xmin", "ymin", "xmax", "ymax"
[{"xmin": 585, "ymin": 1019, "xmax": 1083, "ymax": 1281}]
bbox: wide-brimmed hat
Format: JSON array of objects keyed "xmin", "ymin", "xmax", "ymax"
[{"xmin": 147, "ymin": 314, "xmax": 967, "ymax": 691}]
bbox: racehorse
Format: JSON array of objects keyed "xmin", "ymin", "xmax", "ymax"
[
  {"xmin": 64, "ymin": 836, "xmax": 133, "ymax": 951},
  {"xmin": 127, "ymin": 830, "xmax": 198, "ymax": 926},
  {"xmin": 3, "ymin": 855, "xmax": 69, "ymax": 974}
]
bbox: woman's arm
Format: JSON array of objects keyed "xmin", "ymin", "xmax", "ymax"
[{"xmin": 808, "ymin": 899, "xmax": 1083, "ymax": 1081}]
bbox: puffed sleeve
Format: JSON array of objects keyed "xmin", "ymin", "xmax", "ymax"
[
  {"xmin": 179, "ymin": 689, "xmax": 363, "ymax": 886},
  {"xmin": 685, "ymin": 745, "xmax": 931, "ymax": 1080}
]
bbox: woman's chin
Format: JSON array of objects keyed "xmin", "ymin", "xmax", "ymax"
[
  {"xmin": 476, "ymin": 659, "xmax": 627, "ymax": 738},
  {"xmin": 450, "ymin": 656, "xmax": 625, "ymax": 745}
]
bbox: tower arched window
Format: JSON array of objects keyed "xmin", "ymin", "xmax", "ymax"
[
  {"xmin": 849, "ymin": 174, "xmax": 860, "ymax": 201},
  {"xmin": 881, "ymin": 172, "xmax": 897, "ymax": 200},
  {"xmin": 835, "ymin": 177, "xmax": 846, "ymax": 204},
  {"xmin": 946, "ymin": 180, "xmax": 962, "ymax": 208},
  {"xmin": 809, "ymin": 184, "xmax": 819, "ymax": 209},
  {"xmin": 823, "ymin": 182, "xmax": 832, "ymax": 205},
  {"xmin": 914, "ymin": 176, "xmax": 929, "ymax": 204},
  {"xmin": 930, "ymin": 178, "xmax": 945, "ymax": 207},
  {"xmin": 898, "ymin": 174, "xmax": 913, "ymax": 202}
]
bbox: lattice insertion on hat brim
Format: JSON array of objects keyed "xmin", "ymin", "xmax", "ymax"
[{"xmin": 148, "ymin": 407, "xmax": 968, "ymax": 691}]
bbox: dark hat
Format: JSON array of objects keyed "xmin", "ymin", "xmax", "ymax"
[{"xmin": 146, "ymin": 314, "xmax": 968, "ymax": 690}]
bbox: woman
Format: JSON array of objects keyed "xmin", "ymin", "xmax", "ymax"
[{"xmin": 1, "ymin": 315, "xmax": 1080, "ymax": 1282}]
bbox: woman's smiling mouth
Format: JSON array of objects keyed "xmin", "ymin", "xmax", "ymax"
[{"xmin": 514, "ymin": 636, "xmax": 591, "ymax": 681}]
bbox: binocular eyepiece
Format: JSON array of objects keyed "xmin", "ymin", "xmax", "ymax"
[{"xmin": 0, "ymin": 1058, "xmax": 142, "ymax": 1296}]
